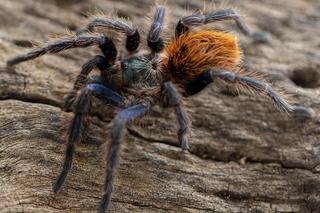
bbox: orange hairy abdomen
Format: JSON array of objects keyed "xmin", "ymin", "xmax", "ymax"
[{"xmin": 163, "ymin": 31, "xmax": 242, "ymax": 85}]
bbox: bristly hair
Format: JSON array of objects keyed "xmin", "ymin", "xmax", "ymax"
[
  {"xmin": 213, "ymin": 68, "xmax": 294, "ymax": 113},
  {"xmin": 215, "ymin": 68, "xmax": 267, "ymax": 95},
  {"xmin": 140, "ymin": 1, "xmax": 170, "ymax": 48},
  {"xmin": 189, "ymin": 1, "xmax": 248, "ymax": 34},
  {"xmin": 163, "ymin": 30, "xmax": 242, "ymax": 85},
  {"xmin": 6, "ymin": 32, "xmax": 106, "ymax": 66},
  {"xmin": 88, "ymin": 13, "xmax": 135, "ymax": 35}
]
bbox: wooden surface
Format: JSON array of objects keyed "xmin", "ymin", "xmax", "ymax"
[{"xmin": 0, "ymin": 0, "xmax": 320, "ymax": 212}]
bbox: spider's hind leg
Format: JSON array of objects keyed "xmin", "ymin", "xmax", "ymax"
[
  {"xmin": 176, "ymin": 8, "xmax": 269, "ymax": 43},
  {"xmin": 209, "ymin": 69, "xmax": 293, "ymax": 112},
  {"xmin": 186, "ymin": 69, "xmax": 293, "ymax": 113},
  {"xmin": 53, "ymin": 82, "xmax": 124, "ymax": 193},
  {"xmin": 162, "ymin": 81, "xmax": 190, "ymax": 150}
]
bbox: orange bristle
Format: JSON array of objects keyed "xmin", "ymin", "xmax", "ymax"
[{"xmin": 162, "ymin": 31, "xmax": 242, "ymax": 85}]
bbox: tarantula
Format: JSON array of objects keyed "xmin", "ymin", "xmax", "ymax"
[{"xmin": 7, "ymin": 5, "xmax": 293, "ymax": 212}]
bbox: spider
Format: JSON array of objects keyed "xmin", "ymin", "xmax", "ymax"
[{"xmin": 7, "ymin": 5, "xmax": 294, "ymax": 212}]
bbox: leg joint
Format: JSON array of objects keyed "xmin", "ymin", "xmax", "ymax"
[
  {"xmin": 148, "ymin": 38, "xmax": 165, "ymax": 53},
  {"xmin": 162, "ymin": 82, "xmax": 181, "ymax": 106},
  {"xmin": 99, "ymin": 37, "xmax": 117, "ymax": 63},
  {"xmin": 85, "ymin": 83, "xmax": 124, "ymax": 107},
  {"xmin": 126, "ymin": 29, "xmax": 140, "ymax": 52}
]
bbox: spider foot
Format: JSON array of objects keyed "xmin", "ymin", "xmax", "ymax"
[
  {"xmin": 251, "ymin": 31, "xmax": 271, "ymax": 44},
  {"xmin": 52, "ymin": 179, "xmax": 63, "ymax": 193},
  {"xmin": 180, "ymin": 136, "xmax": 190, "ymax": 151},
  {"xmin": 292, "ymin": 105, "xmax": 315, "ymax": 119}
]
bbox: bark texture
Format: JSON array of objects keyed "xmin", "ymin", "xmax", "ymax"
[{"xmin": 1, "ymin": 0, "xmax": 320, "ymax": 212}]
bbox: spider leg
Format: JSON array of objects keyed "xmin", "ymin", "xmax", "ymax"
[
  {"xmin": 7, "ymin": 35, "xmax": 115, "ymax": 66},
  {"xmin": 99, "ymin": 104, "xmax": 150, "ymax": 213},
  {"xmin": 184, "ymin": 71, "xmax": 214, "ymax": 97},
  {"xmin": 79, "ymin": 16, "xmax": 140, "ymax": 53},
  {"xmin": 148, "ymin": 5, "xmax": 166, "ymax": 53},
  {"xmin": 175, "ymin": 8, "xmax": 268, "ymax": 43},
  {"xmin": 53, "ymin": 83, "xmax": 124, "ymax": 193},
  {"xmin": 210, "ymin": 69, "xmax": 293, "ymax": 112},
  {"xmin": 162, "ymin": 82, "xmax": 190, "ymax": 150},
  {"xmin": 185, "ymin": 69, "xmax": 293, "ymax": 112},
  {"xmin": 64, "ymin": 55, "xmax": 115, "ymax": 112}
]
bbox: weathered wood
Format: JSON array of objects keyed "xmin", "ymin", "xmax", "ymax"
[{"xmin": 1, "ymin": 0, "xmax": 320, "ymax": 212}]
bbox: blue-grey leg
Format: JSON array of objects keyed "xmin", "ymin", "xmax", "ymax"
[
  {"xmin": 64, "ymin": 36, "xmax": 117, "ymax": 111},
  {"xmin": 209, "ymin": 69, "xmax": 294, "ymax": 112},
  {"xmin": 78, "ymin": 16, "xmax": 140, "ymax": 53},
  {"xmin": 53, "ymin": 83, "xmax": 124, "ymax": 194},
  {"xmin": 162, "ymin": 82, "xmax": 190, "ymax": 150},
  {"xmin": 148, "ymin": 5, "xmax": 166, "ymax": 52},
  {"xmin": 175, "ymin": 8, "xmax": 269, "ymax": 43},
  {"xmin": 64, "ymin": 55, "xmax": 114, "ymax": 111},
  {"xmin": 99, "ymin": 104, "xmax": 150, "ymax": 213},
  {"xmin": 7, "ymin": 35, "xmax": 111, "ymax": 66}
]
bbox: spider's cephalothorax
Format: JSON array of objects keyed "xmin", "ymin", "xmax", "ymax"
[
  {"xmin": 7, "ymin": 5, "xmax": 293, "ymax": 213},
  {"xmin": 104, "ymin": 55, "xmax": 164, "ymax": 91}
]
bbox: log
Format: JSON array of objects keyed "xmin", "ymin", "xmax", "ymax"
[{"xmin": 1, "ymin": 0, "xmax": 320, "ymax": 212}]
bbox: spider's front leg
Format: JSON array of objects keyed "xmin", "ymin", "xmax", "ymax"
[
  {"xmin": 162, "ymin": 82, "xmax": 190, "ymax": 150},
  {"xmin": 99, "ymin": 104, "xmax": 150, "ymax": 213},
  {"xmin": 78, "ymin": 16, "xmax": 140, "ymax": 53},
  {"xmin": 176, "ymin": 8, "xmax": 269, "ymax": 43},
  {"xmin": 6, "ymin": 34, "xmax": 111, "ymax": 66},
  {"xmin": 53, "ymin": 81, "xmax": 124, "ymax": 194},
  {"xmin": 6, "ymin": 33, "xmax": 120, "ymax": 112},
  {"xmin": 64, "ymin": 37, "xmax": 118, "ymax": 112}
]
